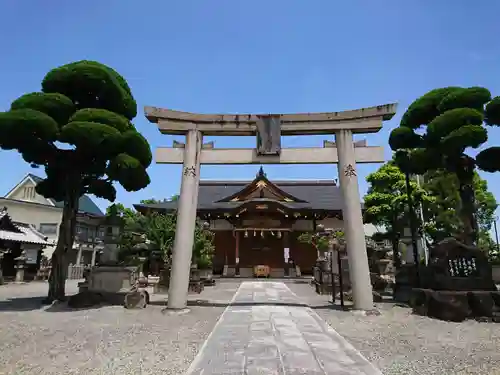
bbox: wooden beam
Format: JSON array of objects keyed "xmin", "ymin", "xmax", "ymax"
[
  {"xmin": 145, "ymin": 103, "xmax": 398, "ymax": 135},
  {"xmin": 155, "ymin": 146, "xmax": 385, "ymax": 165}
]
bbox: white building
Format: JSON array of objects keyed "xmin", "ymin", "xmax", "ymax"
[{"xmin": 0, "ymin": 173, "xmax": 108, "ymax": 265}]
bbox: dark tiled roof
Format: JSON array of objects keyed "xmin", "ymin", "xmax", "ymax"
[
  {"xmin": 135, "ymin": 179, "xmax": 346, "ymax": 212},
  {"xmin": 28, "ymin": 174, "xmax": 44, "ymax": 184},
  {"xmin": 55, "ymin": 196, "xmax": 104, "ymax": 217},
  {"xmin": 29, "ymin": 174, "xmax": 104, "ymax": 216}
]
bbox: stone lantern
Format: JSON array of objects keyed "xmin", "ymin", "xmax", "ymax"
[
  {"xmin": 14, "ymin": 250, "xmax": 27, "ymax": 283},
  {"xmin": 133, "ymin": 238, "xmax": 151, "ymax": 280},
  {"xmin": 100, "ymin": 209, "xmax": 124, "ymax": 265}
]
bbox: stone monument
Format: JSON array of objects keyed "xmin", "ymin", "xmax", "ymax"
[{"xmin": 411, "ymin": 238, "xmax": 500, "ymax": 322}]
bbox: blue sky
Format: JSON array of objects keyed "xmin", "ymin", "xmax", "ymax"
[{"xmin": 1, "ymin": 0, "xmax": 500, "ymax": 215}]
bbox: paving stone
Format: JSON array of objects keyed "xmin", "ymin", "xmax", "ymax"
[{"xmin": 185, "ymin": 281, "xmax": 382, "ymax": 375}]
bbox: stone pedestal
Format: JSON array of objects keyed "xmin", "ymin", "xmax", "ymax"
[
  {"xmin": 79, "ymin": 266, "xmax": 140, "ymax": 305},
  {"xmin": 270, "ymin": 268, "xmax": 285, "ymax": 278},
  {"xmin": 223, "ymin": 265, "xmax": 236, "ymax": 277},
  {"xmin": 239, "ymin": 267, "xmax": 253, "ymax": 278},
  {"xmin": 198, "ymin": 269, "xmax": 212, "ymax": 280},
  {"xmin": 147, "ymin": 275, "xmax": 160, "ymax": 293},
  {"xmin": 15, "ymin": 266, "xmax": 25, "ymax": 283}
]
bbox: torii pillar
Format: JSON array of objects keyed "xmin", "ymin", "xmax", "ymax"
[
  {"xmin": 145, "ymin": 104, "xmax": 397, "ymax": 310},
  {"xmin": 336, "ymin": 129, "xmax": 373, "ymax": 309},
  {"xmin": 167, "ymin": 130, "xmax": 202, "ymax": 309}
]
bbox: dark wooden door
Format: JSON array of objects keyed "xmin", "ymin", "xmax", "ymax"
[{"xmin": 239, "ymin": 233, "xmax": 284, "ymax": 268}]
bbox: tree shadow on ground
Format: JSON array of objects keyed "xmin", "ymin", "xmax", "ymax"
[
  {"xmin": 149, "ymin": 299, "xmax": 356, "ymax": 311},
  {"xmin": 0, "ymin": 296, "xmax": 46, "ymax": 312},
  {"xmin": 43, "ymin": 301, "xmax": 110, "ymax": 313},
  {"xmin": 150, "ymin": 295, "xmax": 401, "ymax": 314},
  {"xmin": 0, "ymin": 295, "xmax": 112, "ymax": 313},
  {"xmin": 150, "ymin": 299, "xmax": 308, "ymax": 308}
]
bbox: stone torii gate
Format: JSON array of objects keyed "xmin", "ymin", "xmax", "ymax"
[{"xmin": 145, "ymin": 104, "xmax": 397, "ymax": 310}]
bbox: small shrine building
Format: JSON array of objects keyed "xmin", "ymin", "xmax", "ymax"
[{"xmin": 134, "ymin": 168, "xmax": 356, "ymax": 277}]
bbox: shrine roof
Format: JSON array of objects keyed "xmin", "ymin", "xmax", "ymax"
[{"xmin": 134, "ymin": 178, "xmax": 349, "ymax": 213}]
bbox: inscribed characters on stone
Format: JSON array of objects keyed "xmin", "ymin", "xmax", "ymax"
[
  {"xmin": 183, "ymin": 166, "xmax": 196, "ymax": 177},
  {"xmin": 344, "ymin": 164, "xmax": 356, "ymax": 177}
]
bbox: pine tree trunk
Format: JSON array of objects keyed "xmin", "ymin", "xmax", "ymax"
[
  {"xmin": 458, "ymin": 176, "xmax": 478, "ymax": 246},
  {"xmin": 391, "ymin": 216, "xmax": 402, "ymax": 268},
  {"xmin": 391, "ymin": 235, "xmax": 402, "ymax": 268},
  {"xmin": 456, "ymin": 157, "xmax": 478, "ymax": 246},
  {"xmin": 45, "ymin": 182, "xmax": 79, "ymax": 303}
]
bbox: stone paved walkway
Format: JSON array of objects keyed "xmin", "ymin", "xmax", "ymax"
[{"xmin": 185, "ymin": 281, "xmax": 382, "ymax": 375}]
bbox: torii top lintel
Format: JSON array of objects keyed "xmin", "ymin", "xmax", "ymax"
[{"xmin": 144, "ymin": 103, "xmax": 397, "ymax": 136}]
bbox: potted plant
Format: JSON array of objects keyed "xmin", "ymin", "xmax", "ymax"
[{"xmin": 192, "ymin": 222, "xmax": 215, "ymax": 281}]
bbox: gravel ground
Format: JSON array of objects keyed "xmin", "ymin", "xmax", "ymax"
[
  {"xmin": 3, "ymin": 279, "xmax": 499, "ymax": 375},
  {"xmin": 287, "ymin": 280, "xmax": 500, "ymax": 375},
  {"xmin": 0, "ymin": 280, "xmax": 240, "ymax": 375}
]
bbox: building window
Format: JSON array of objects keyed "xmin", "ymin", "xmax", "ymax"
[
  {"xmin": 79, "ymin": 226, "xmax": 89, "ymax": 237},
  {"xmin": 39, "ymin": 223, "xmax": 58, "ymax": 235},
  {"xmin": 23, "ymin": 187, "xmax": 36, "ymax": 200}
]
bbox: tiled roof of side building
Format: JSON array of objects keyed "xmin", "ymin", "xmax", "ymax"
[
  {"xmin": 0, "ymin": 208, "xmax": 51, "ymax": 245},
  {"xmin": 28, "ymin": 173, "xmax": 44, "ymax": 184},
  {"xmin": 53, "ymin": 196, "xmax": 104, "ymax": 216},
  {"xmin": 28, "ymin": 174, "xmax": 104, "ymax": 216}
]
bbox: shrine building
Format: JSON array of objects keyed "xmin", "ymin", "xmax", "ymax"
[{"xmin": 134, "ymin": 167, "xmax": 368, "ymax": 277}]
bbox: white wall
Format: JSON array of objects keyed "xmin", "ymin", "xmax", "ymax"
[{"xmin": 8, "ymin": 178, "xmax": 54, "ymax": 206}]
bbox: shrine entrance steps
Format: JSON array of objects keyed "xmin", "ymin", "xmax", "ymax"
[{"xmin": 185, "ymin": 281, "xmax": 381, "ymax": 375}]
